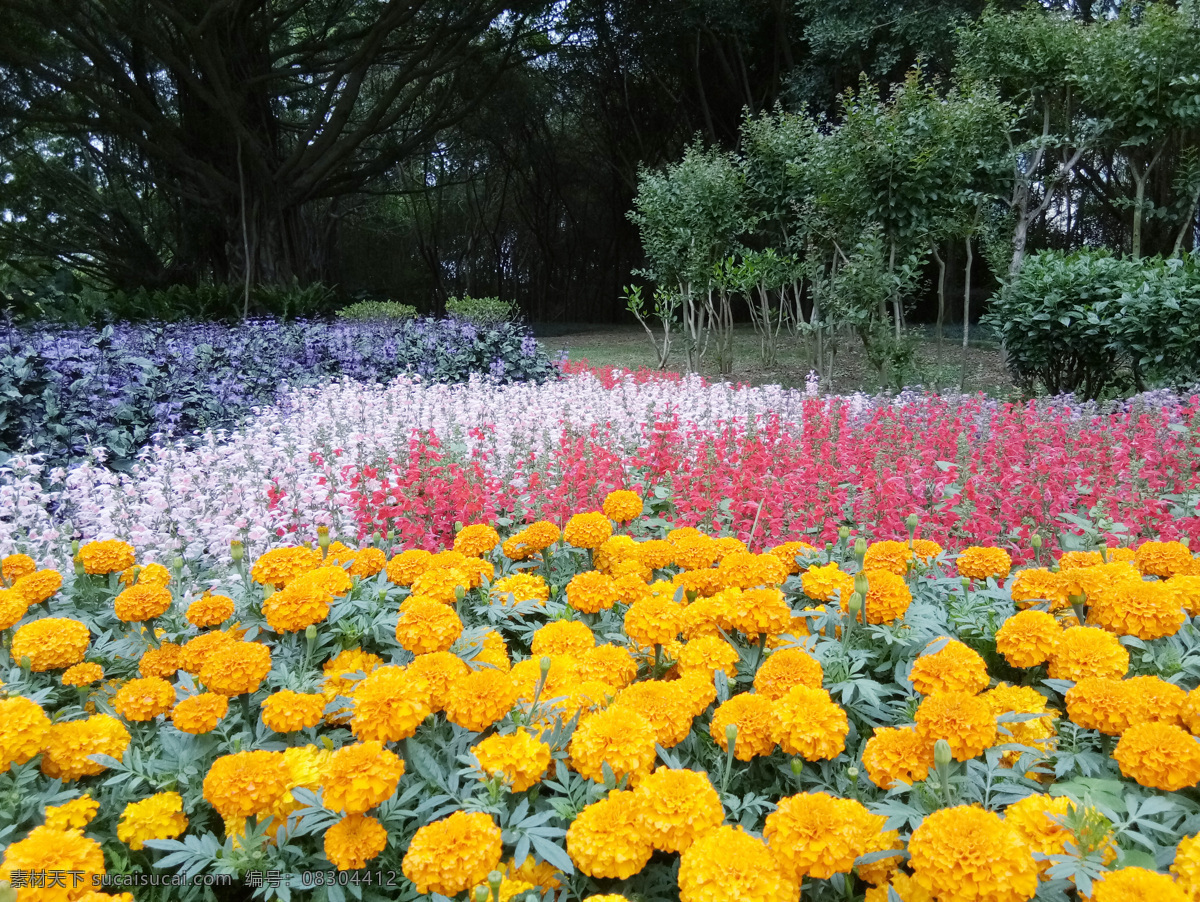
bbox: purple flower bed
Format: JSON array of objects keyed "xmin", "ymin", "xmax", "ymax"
[{"xmin": 0, "ymin": 317, "xmax": 558, "ymax": 468}]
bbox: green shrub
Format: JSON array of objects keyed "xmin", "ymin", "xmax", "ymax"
[
  {"xmin": 983, "ymin": 250, "xmax": 1200, "ymax": 398},
  {"xmin": 444, "ymin": 294, "xmax": 518, "ymax": 324},
  {"xmin": 336, "ymin": 300, "xmax": 419, "ymax": 321}
]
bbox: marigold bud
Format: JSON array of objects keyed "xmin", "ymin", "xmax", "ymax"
[
  {"xmin": 474, "ymin": 888, "xmax": 489, "ymax": 902},
  {"xmin": 838, "ymin": 527, "xmax": 850, "ymax": 540},
  {"xmin": 934, "ymin": 738, "xmax": 952, "ymax": 770},
  {"xmin": 230, "ymin": 540, "xmax": 244, "ymax": 563},
  {"xmin": 305, "ymin": 624, "xmax": 317, "ymax": 642},
  {"xmin": 454, "ymin": 585, "xmax": 466, "ymax": 603},
  {"xmin": 1031, "ymin": 534, "xmax": 1042, "ymax": 550}
]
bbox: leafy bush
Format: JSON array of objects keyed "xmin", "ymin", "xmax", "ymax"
[
  {"xmin": 984, "ymin": 250, "xmax": 1200, "ymax": 398},
  {"xmin": 0, "ymin": 318, "xmax": 558, "ymax": 468},
  {"xmin": 445, "ymin": 294, "xmax": 519, "ymax": 324},
  {"xmin": 337, "ymin": 300, "xmax": 419, "ymax": 321}
]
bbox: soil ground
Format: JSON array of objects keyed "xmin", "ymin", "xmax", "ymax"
[{"xmin": 533, "ymin": 322, "xmax": 1016, "ymax": 395}]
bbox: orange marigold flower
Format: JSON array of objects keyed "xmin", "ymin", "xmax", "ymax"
[
  {"xmin": 566, "ymin": 570, "xmax": 620, "ymax": 614},
  {"xmin": 199, "ymin": 640, "xmax": 271, "ymax": 696},
  {"xmin": 909, "ymin": 806, "xmax": 1037, "ymax": 902},
  {"xmin": 114, "ymin": 677, "xmax": 176, "ymax": 722},
  {"xmin": 570, "ymin": 706, "xmax": 657, "ymax": 783},
  {"xmin": 325, "ymin": 813, "xmax": 387, "ymax": 870},
  {"xmin": 468, "ymin": 629, "xmax": 511, "ymax": 672},
  {"xmin": 1136, "ymin": 541, "xmax": 1195, "ymax": 578},
  {"xmin": 171, "ymin": 693, "xmax": 229, "ymax": 734},
  {"xmin": 914, "ymin": 692, "xmax": 998, "ymax": 761},
  {"xmin": 262, "ymin": 690, "xmax": 326, "ymax": 733},
  {"xmin": 322, "ymin": 741, "xmax": 405, "ymax": 814},
  {"xmin": 139, "ymin": 642, "xmax": 183, "ymax": 679},
  {"xmin": 603, "ymin": 490, "xmax": 644, "ymax": 523},
  {"xmin": 1059, "ymin": 550, "xmax": 1103, "ymax": 570},
  {"xmin": 410, "ymin": 566, "xmax": 470, "ymax": 604},
  {"xmin": 611, "ymin": 681, "xmax": 695, "ymax": 748},
  {"xmin": 251, "ymin": 545, "xmax": 321, "ymax": 588},
  {"xmin": 13, "ymin": 569, "xmax": 62, "ymax": 606},
  {"xmin": 473, "ymin": 729, "xmax": 552, "ymax": 791},
  {"xmin": 454, "ymin": 523, "xmax": 501, "ymax": 557},
  {"xmin": 44, "ymin": 795, "xmax": 99, "ymax": 831},
  {"xmin": 1124, "ymin": 675, "xmax": 1187, "ymax": 727},
  {"xmin": 910, "ymin": 639, "xmax": 990, "ymax": 696},
  {"xmin": 624, "ymin": 596, "xmax": 683, "ymax": 649},
  {"xmin": 563, "ymin": 511, "xmax": 612, "ymax": 549},
  {"xmin": 0, "ymin": 825, "xmax": 106, "ymax": 899},
  {"xmin": 754, "ymin": 647, "xmax": 823, "ymax": 700},
  {"xmin": 983, "ymin": 684, "xmax": 1056, "ymax": 752},
  {"xmin": 1169, "ymin": 574, "xmax": 1200, "ymax": 616},
  {"xmin": 186, "ymin": 593, "xmax": 235, "ymax": 628},
  {"xmin": 2, "ymin": 552, "xmax": 36, "ymax": 583},
  {"xmin": 726, "ymin": 586, "xmax": 792, "ymax": 636},
  {"xmin": 346, "ymin": 546, "xmax": 385, "ymax": 579},
  {"xmin": 594, "ymin": 534, "xmax": 638, "ymax": 572},
  {"xmin": 291, "ymin": 565, "xmax": 353, "ymax": 597},
  {"xmin": 531, "ymin": 619, "xmax": 595, "ymax": 657},
  {"xmin": 711, "ymin": 693, "xmax": 778, "ymax": 760},
  {"xmin": 0, "ymin": 696, "xmax": 51, "ymax": 772},
  {"xmin": 864, "ymin": 540, "xmax": 914, "ymax": 576},
  {"xmin": 445, "ymin": 668, "xmax": 518, "ymax": 733},
  {"xmin": 396, "ymin": 596, "xmax": 463, "ymax": 655},
  {"xmin": 802, "ymin": 562, "xmax": 855, "ymax": 603},
  {"xmin": 118, "ymin": 792, "xmax": 188, "ymax": 851},
  {"xmin": 385, "ymin": 548, "xmax": 433, "ymax": 585},
  {"xmin": 575, "ymin": 644, "xmax": 637, "ymax": 689},
  {"xmin": 775, "ymin": 685, "xmax": 849, "ymax": 761},
  {"xmin": 1092, "ymin": 867, "xmax": 1188, "ymax": 902},
  {"xmin": 62, "ymin": 662, "xmax": 103, "ymax": 687},
  {"xmin": 179, "ymin": 629, "xmax": 242, "ymax": 674},
  {"xmin": 114, "ymin": 583, "xmax": 172, "ymax": 622},
  {"xmin": 633, "ymin": 767, "xmax": 723, "ymax": 853},
  {"xmin": 263, "ymin": 580, "xmax": 332, "ymax": 633},
  {"xmin": 957, "ymin": 546, "xmax": 1012, "ymax": 581},
  {"xmin": 857, "ymin": 569, "xmax": 913, "ymax": 624},
  {"xmin": 350, "ymin": 665, "xmax": 432, "ymax": 742},
  {"xmin": 402, "ymin": 810, "xmax": 502, "ymax": 896},
  {"xmin": 912, "ymin": 539, "xmax": 944, "ymax": 562},
  {"xmin": 677, "ymin": 635, "xmax": 739, "ymax": 679},
  {"xmin": 1171, "ymin": 833, "xmax": 1200, "ymax": 898},
  {"xmin": 119, "ymin": 562, "xmax": 171, "ymax": 588},
  {"xmin": 862, "ymin": 726, "xmax": 935, "ymax": 789},
  {"xmin": 671, "ymin": 533, "xmax": 719, "ymax": 570},
  {"xmin": 490, "ymin": 572, "xmax": 550, "ymax": 607},
  {"xmin": 765, "ymin": 791, "xmax": 882, "ymax": 880},
  {"xmin": 40, "ymin": 714, "xmax": 130, "ymax": 781},
  {"xmin": 78, "ymin": 539, "xmax": 136, "ymax": 575},
  {"xmin": 1010, "ymin": 568, "xmax": 1068, "ymax": 610},
  {"xmin": 0, "ymin": 586, "xmax": 29, "ymax": 629},
  {"xmin": 1092, "ymin": 579, "xmax": 1186, "ymax": 640},
  {"xmin": 767, "ymin": 541, "xmax": 817, "ymax": 575},
  {"xmin": 1065, "ymin": 677, "xmax": 1135, "ymax": 735},
  {"xmin": 1003, "ymin": 794, "xmax": 1078, "ymax": 873},
  {"xmin": 995, "ymin": 610, "xmax": 1060, "ymax": 668},
  {"xmin": 678, "ymin": 825, "xmax": 796, "ymax": 902},
  {"xmin": 567, "ymin": 790, "xmax": 653, "ymax": 879},
  {"xmin": 204, "ymin": 750, "xmax": 290, "ymax": 821},
  {"xmin": 408, "ymin": 652, "xmax": 470, "ymax": 712},
  {"xmin": 11, "ymin": 618, "xmax": 90, "ymax": 671},
  {"xmin": 1115, "ymin": 722, "xmax": 1200, "ymax": 791},
  {"xmin": 1047, "ymin": 626, "xmax": 1129, "ymax": 681}
]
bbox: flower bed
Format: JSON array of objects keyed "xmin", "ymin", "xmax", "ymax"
[{"xmin": 3, "ymin": 498, "xmax": 1200, "ymax": 902}]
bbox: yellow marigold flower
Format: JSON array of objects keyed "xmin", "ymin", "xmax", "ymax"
[
  {"xmin": 117, "ymin": 792, "xmax": 187, "ymax": 851},
  {"xmin": 402, "ymin": 810, "xmax": 502, "ymax": 896},
  {"xmin": 983, "ymin": 684, "xmax": 1056, "ymax": 752},
  {"xmin": 1169, "ymin": 574, "xmax": 1200, "ymax": 616},
  {"xmin": 678, "ymin": 635, "xmax": 739, "ymax": 679},
  {"xmin": 262, "ymin": 690, "xmax": 326, "ymax": 733},
  {"xmin": 914, "ymin": 691, "xmax": 998, "ymax": 761},
  {"xmin": 564, "ymin": 511, "xmax": 613, "ymax": 549},
  {"xmin": 171, "ymin": 693, "xmax": 229, "ymax": 734},
  {"xmin": 263, "ymin": 580, "xmax": 332, "ymax": 633},
  {"xmin": 490, "ymin": 572, "xmax": 550, "ymax": 607},
  {"xmin": 473, "ymin": 729, "xmax": 552, "ymax": 791},
  {"xmin": 1092, "ymin": 867, "xmax": 1188, "ymax": 902},
  {"xmin": 2, "ymin": 552, "xmax": 36, "ymax": 583},
  {"xmin": 679, "ymin": 595, "xmax": 727, "ymax": 640},
  {"xmin": 139, "ymin": 642, "xmax": 182, "ymax": 679},
  {"xmin": 711, "ymin": 693, "xmax": 778, "ymax": 760},
  {"xmin": 250, "ymin": 545, "xmax": 321, "ymax": 588},
  {"xmin": 0, "ymin": 586, "xmax": 29, "ymax": 629},
  {"xmin": 673, "ymin": 567, "xmax": 724, "ymax": 599},
  {"xmin": 1003, "ymin": 794, "xmax": 1076, "ymax": 873},
  {"xmin": 40, "ymin": 714, "xmax": 129, "ymax": 781},
  {"xmin": 385, "ymin": 548, "xmax": 432, "ymax": 585},
  {"xmin": 567, "ymin": 790, "xmax": 653, "ymax": 879},
  {"xmin": 995, "ymin": 610, "xmax": 1060, "ymax": 668},
  {"xmin": 119, "ymin": 561, "xmax": 171, "ymax": 588},
  {"xmin": 531, "ymin": 619, "xmax": 595, "ymax": 657},
  {"xmin": 199, "ymin": 640, "xmax": 271, "ymax": 696},
  {"xmin": 445, "ymin": 668, "xmax": 518, "ymax": 732},
  {"xmin": 636, "ymin": 538, "xmax": 676, "ymax": 570},
  {"xmin": 913, "ymin": 539, "xmax": 944, "ymax": 562},
  {"xmin": 712, "ymin": 536, "xmax": 748, "ymax": 561},
  {"xmin": 185, "ymin": 592, "xmax": 235, "ymax": 628},
  {"xmin": 867, "ymin": 873, "xmax": 933, "ymax": 902},
  {"xmin": 624, "ymin": 596, "xmax": 683, "ymax": 648},
  {"xmin": 13, "ymin": 569, "xmax": 62, "ymax": 606},
  {"xmin": 78, "ymin": 538, "xmax": 136, "ymax": 575},
  {"xmin": 864, "ymin": 540, "xmax": 914, "ymax": 575},
  {"xmin": 575, "ymin": 644, "xmax": 637, "ymax": 689},
  {"xmin": 467, "ymin": 629, "xmax": 511, "ymax": 672},
  {"xmin": 910, "ymin": 639, "xmax": 990, "ymax": 696},
  {"xmin": 346, "ymin": 546, "xmax": 385, "ymax": 579},
  {"xmin": 204, "ymin": 750, "xmax": 290, "ymax": 822},
  {"xmin": 1010, "ymin": 568, "xmax": 1068, "ymax": 610},
  {"xmin": 862, "ymin": 726, "xmax": 934, "ymax": 789},
  {"xmin": 0, "ymin": 825, "xmax": 106, "ymax": 898},
  {"xmin": 407, "ymin": 652, "xmax": 469, "ymax": 712},
  {"xmin": 113, "ymin": 583, "xmax": 172, "ymax": 622},
  {"xmin": 754, "ymin": 647, "xmax": 823, "ymax": 700},
  {"xmin": 570, "ymin": 706, "xmax": 657, "ymax": 783},
  {"xmin": 44, "ymin": 795, "xmax": 99, "ymax": 831},
  {"xmin": 1184, "ymin": 687, "xmax": 1200, "ymax": 735},
  {"xmin": 410, "ymin": 566, "xmax": 470, "ymax": 604},
  {"xmin": 802, "ymin": 561, "xmax": 855, "ymax": 603},
  {"xmin": 632, "ymin": 767, "xmax": 722, "ymax": 853},
  {"xmin": 179, "ymin": 629, "xmax": 241, "ymax": 674},
  {"xmin": 765, "ymin": 791, "xmax": 882, "ymax": 880},
  {"xmin": 114, "ymin": 677, "xmax": 176, "ymax": 722},
  {"xmin": 595, "ymin": 534, "xmax": 638, "ymax": 572},
  {"xmin": 1093, "ymin": 579, "xmax": 1186, "ymax": 640},
  {"xmin": 775, "ymin": 685, "xmax": 849, "ymax": 761},
  {"xmin": 502, "ymin": 524, "xmax": 555, "ymax": 561},
  {"xmin": 1124, "ymin": 675, "xmax": 1187, "ymax": 727},
  {"xmin": 611, "ymin": 681, "xmax": 695, "ymax": 748},
  {"xmin": 396, "ymin": 597, "xmax": 463, "ymax": 655},
  {"xmin": 322, "ymin": 741, "xmax": 404, "ymax": 814},
  {"xmin": 857, "ymin": 569, "xmax": 913, "ymax": 624},
  {"xmin": 1136, "ymin": 541, "xmax": 1195, "ymax": 578},
  {"xmin": 292, "ymin": 565, "xmax": 353, "ymax": 597},
  {"xmin": 671, "ymin": 533, "xmax": 720, "ymax": 570},
  {"xmin": 350, "ymin": 665, "xmax": 432, "ymax": 742},
  {"xmin": 678, "ymin": 824, "xmax": 796, "ymax": 902},
  {"xmin": 1115, "ymin": 721, "xmax": 1200, "ymax": 791},
  {"xmin": 504, "ymin": 857, "xmax": 562, "ymax": 890},
  {"xmin": 603, "ymin": 490, "xmax": 644, "ymax": 522},
  {"xmin": 909, "ymin": 805, "xmax": 1037, "ymax": 902},
  {"xmin": 454, "ymin": 523, "xmax": 502, "ymax": 557},
  {"xmin": 1047, "ymin": 626, "xmax": 1129, "ymax": 681},
  {"xmin": 726, "ymin": 586, "xmax": 792, "ymax": 636},
  {"xmin": 565, "ymin": 570, "xmax": 619, "ymax": 614},
  {"xmin": 62, "ymin": 662, "xmax": 103, "ymax": 687},
  {"xmin": 1171, "ymin": 833, "xmax": 1200, "ymax": 899},
  {"xmin": 325, "ymin": 813, "xmax": 387, "ymax": 871},
  {"xmin": 1059, "ymin": 550, "xmax": 1104, "ymax": 569},
  {"xmin": 11, "ymin": 617, "xmax": 90, "ymax": 671},
  {"xmin": 957, "ymin": 546, "xmax": 1012, "ymax": 581}
]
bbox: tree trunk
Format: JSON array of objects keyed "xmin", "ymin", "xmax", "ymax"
[
  {"xmin": 961, "ymin": 236, "xmax": 973, "ymax": 391},
  {"xmin": 933, "ymin": 244, "xmax": 947, "ymax": 381}
]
